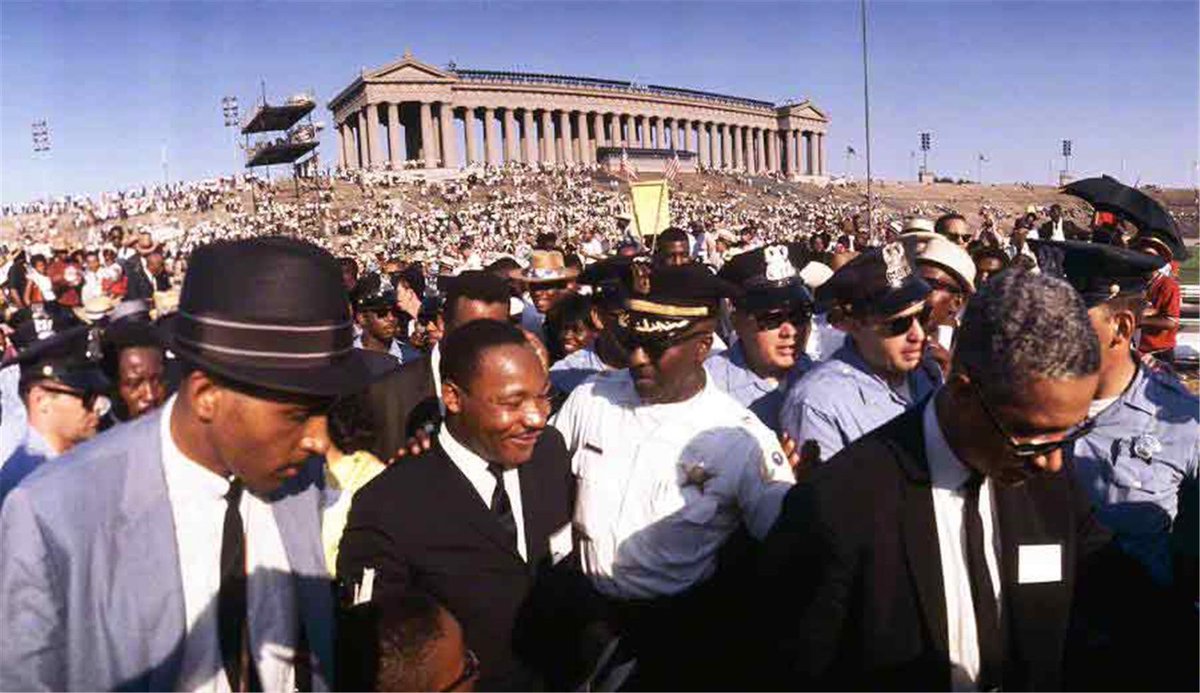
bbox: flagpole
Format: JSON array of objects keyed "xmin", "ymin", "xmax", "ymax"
[{"xmin": 860, "ymin": 0, "xmax": 874, "ymax": 241}]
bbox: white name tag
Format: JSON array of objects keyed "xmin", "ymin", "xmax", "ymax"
[
  {"xmin": 1018, "ymin": 544, "xmax": 1062, "ymax": 584},
  {"xmin": 549, "ymin": 522, "xmax": 573, "ymax": 565}
]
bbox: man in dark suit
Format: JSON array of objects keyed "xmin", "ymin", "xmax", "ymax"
[
  {"xmin": 1037, "ymin": 204, "xmax": 1087, "ymax": 242},
  {"xmin": 364, "ymin": 270, "xmax": 511, "ymax": 460},
  {"xmin": 340, "ymin": 319, "xmax": 577, "ymax": 690},
  {"xmin": 121, "ymin": 234, "xmax": 167, "ymax": 302},
  {"xmin": 761, "ymin": 270, "xmax": 1155, "ymax": 691}
]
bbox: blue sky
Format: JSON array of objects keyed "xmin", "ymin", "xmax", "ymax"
[{"xmin": 2, "ymin": 0, "xmax": 1196, "ymax": 204}]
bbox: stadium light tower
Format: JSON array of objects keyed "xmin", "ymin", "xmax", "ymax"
[
  {"xmin": 222, "ymin": 96, "xmax": 241, "ymax": 173},
  {"xmin": 32, "ymin": 120, "xmax": 51, "ymax": 153},
  {"xmin": 1061, "ymin": 139, "xmax": 1073, "ymax": 175},
  {"xmin": 919, "ymin": 131, "xmax": 931, "ymax": 176}
]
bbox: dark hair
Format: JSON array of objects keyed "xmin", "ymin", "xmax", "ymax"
[
  {"xmin": 442, "ymin": 271, "xmax": 511, "ymax": 327},
  {"xmin": 485, "ymin": 256, "xmax": 521, "ymax": 277},
  {"xmin": 934, "ymin": 213, "xmax": 967, "ymax": 235},
  {"xmin": 563, "ymin": 251, "xmax": 583, "ymax": 272},
  {"xmin": 439, "ymin": 318, "xmax": 530, "ymax": 392},
  {"xmin": 535, "ymin": 232, "xmax": 558, "ymax": 250},
  {"xmin": 543, "ymin": 292, "xmax": 594, "ymax": 363},
  {"xmin": 955, "ymin": 270, "xmax": 1099, "ymax": 406},
  {"xmin": 30, "ymin": 254, "xmax": 46, "ymax": 267},
  {"xmin": 337, "ymin": 592, "xmax": 449, "ymax": 692},
  {"xmin": 101, "ymin": 320, "xmax": 163, "ymax": 382},
  {"xmin": 328, "ymin": 390, "xmax": 379, "ymax": 454},
  {"xmin": 655, "ymin": 227, "xmax": 690, "ymax": 249}
]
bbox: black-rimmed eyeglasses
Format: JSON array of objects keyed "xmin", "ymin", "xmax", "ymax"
[{"xmin": 971, "ymin": 379, "xmax": 1095, "ymax": 458}]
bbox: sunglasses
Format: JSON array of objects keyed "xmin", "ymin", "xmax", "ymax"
[
  {"xmin": 972, "ymin": 380, "xmax": 1095, "ymax": 458},
  {"xmin": 439, "ymin": 648, "xmax": 480, "ymax": 692},
  {"xmin": 875, "ymin": 305, "xmax": 931, "ymax": 338},
  {"xmin": 40, "ymin": 384, "xmax": 111, "ymax": 416},
  {"xmin": 750, "ymin": 306, "xmax": 812, "ymax": 332},
  {"xmin": 616, "ymin": 328, "xmax": 704, "ymax": 361}
]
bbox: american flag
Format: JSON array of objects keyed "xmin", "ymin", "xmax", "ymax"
[
  {"xmin": 619, "ymin": 148, "xmax": 639, "ymax": 181},
  {"xmin": 664, "ymin": 151, "xmax": 681, "ymax": 182}
]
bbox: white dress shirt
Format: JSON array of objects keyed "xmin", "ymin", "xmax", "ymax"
[
  {"xmin": 159, "ymin": 396, "xmax": 298, "ymax": 692},
  {"xmin": 923, "ymin": 397, "xmax": 1002, "ymax": 692},
  {"xmin": 439, "ymin": 425, "xmax": 528, "ymax": 561},
  {"xmin": 553, "ymin": 370, "xmax": 793, "ymax": 599}
]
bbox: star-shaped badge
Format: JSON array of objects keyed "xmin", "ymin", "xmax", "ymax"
[{"xmin": 680, "ymin": 461, "xmax": 716, "ymax": 494}]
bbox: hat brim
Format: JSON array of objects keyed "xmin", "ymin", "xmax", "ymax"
[
  {"xmin": 857, "ymin": 276, "xmax": 932, "ymax": 318},
  {"xmin": 57, "ymin": 369, "xmax": 111, "ymax": 394},
  {"xmin": 735, "ymin": 282, "xmax": 814, "ymax": 313},
  {"xmin": 164, "ymin": 326, "xmax": 389, "ymax": 398},
  {"xmin": 510, "ymin": 268, "xmax": 580, "ymax": 285}
]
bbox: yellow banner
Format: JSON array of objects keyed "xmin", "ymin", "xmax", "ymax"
[{"xmin": 629, "ymin": 180, "xmax": 670, "ymax": 240}]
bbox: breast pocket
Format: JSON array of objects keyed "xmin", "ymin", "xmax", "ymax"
[
  {"xmin": 573, "ymin": 447, "xmax": 616, "ymax": 539},
  {"xmin": 1112, "ymin": 439, "xmax": 1184, "ymax": 498}
]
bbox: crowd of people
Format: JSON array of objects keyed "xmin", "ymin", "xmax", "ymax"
[{"xmin": 0, "ymin": 163, "xmax": 1195, "ymax": 692}]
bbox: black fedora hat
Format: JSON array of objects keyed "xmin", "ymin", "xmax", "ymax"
[{"xmin": 165, "ymin": 236, "xmax": 375, "ymax": 397}]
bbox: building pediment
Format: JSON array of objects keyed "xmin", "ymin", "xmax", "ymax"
[
  {"xmin": 365, "ymin": 52, "xmax": 457, "ymax": 84},
  {"xmin": 778, "ymin": 100, "xmax": 828, "ymax": 122}
]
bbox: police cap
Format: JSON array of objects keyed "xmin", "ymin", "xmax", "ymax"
[
  {"xmin": 1037, "ymin": 239, "xmax": 1165, "ymax": 308},
  {"xmin": 14, "ymin": 325, "xmax": 109, "ymax": 393},
  {"xmin": 718, "ymin": 243, "xmax": 814, "ymax": 312},
  {"xmin": 815, "ymin": 241, "xmax": 930, "ymax": 317}
]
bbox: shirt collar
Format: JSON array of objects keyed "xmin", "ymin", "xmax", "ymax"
[
  {"xmin": 1117, "ymin": 362, "xmax": 1156, "ymax": 417},
  {"xmin": 159, "ymin": 394, "xmax": 232, "ymax": 501},
  {"xmin": 922, "ymin": 393, "xmax": 973, "ymax": 491},
  {"xmin": 439, "ymin": 424, "xmax": 494, "ymax": 482},
  {"xmin": 24, "ymin": 426, "xmax": 58, "ymax": 459}
]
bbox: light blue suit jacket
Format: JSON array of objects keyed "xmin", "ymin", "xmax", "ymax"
[{"xmin": 0, "ymin": 409, "xmax": 334, "ymax": 691}]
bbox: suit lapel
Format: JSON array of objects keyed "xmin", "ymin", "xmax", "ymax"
[
  {"xmin": 518, "ymin": 457, "xmax": 547, "ymax": 568},
  {"xmin": 113, "ymin": 412, "xmax": 186, "ymax": 690},
  {"xmin": 889, "ymin": 406, "xmax": 951, "ymax": 657},
  {"xmin": 432, "ymin": 441, "xmax": 526, "ymax": 564}
]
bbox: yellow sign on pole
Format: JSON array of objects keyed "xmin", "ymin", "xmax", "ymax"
[{"xmin": 629, "ymin": 180, "xmax": 670, "ymax": 242}]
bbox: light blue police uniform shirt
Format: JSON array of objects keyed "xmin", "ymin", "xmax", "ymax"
[
  {"xmin": 549, "ymin": 347, "xmax": 610, "ymax": 395},
  {"xmin": 1071, "ymin": 363, "xmax": 1199, "ymax": 585},
  {"xmin": 779, "ymin": 338, "xmax": 942, "ymax": 463},
  {"xmin": 0, "ymin": 364, "xmax": 27, "ymax": 468},
  {"xmin": 352, "ymin": 336, "xmax": 422, "ymax": 365},
  {"xmin": 0, "ymin": 426, "xmax": 56, "ymax": 507},
  {"xmin": 705, "ymin": 341, "xmax": 812, "ymax": 435}
]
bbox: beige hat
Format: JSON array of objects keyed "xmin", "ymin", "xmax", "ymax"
[
  {"xmin": 903, "ymin": 232, "xmax": 976, "ymax": 293},
  {"xmin": 901, "ymin": 217, "xmax": 935, "ymax": 234},
  {"xmin": 73, "ymin": 295, "xmax": 117, "ymax": 324},
  {"xmin": 510, "ymin": 250, "xmax": 579, "ymax": 284}
]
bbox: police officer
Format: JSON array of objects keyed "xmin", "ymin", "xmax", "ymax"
[
  {"xmin": 351, "ymin": 272, "xmax": 422, "ymax": 365},
  {"xmin": 547, "ymin": 255, "xmax": 634, "ymax": 395},
  {"xmin": 0, "ymin": 325, "xmax": 109, "ymax": 505},
  {"xmin": 780, "ymin": 242, "xmax": 942, "ymax": 464},
  {"xmin": 1046, "ymin": 240, "xmax": 1199, "ymax": 587},
  {"xmin": 709, "ymin": 243, "xmax": 814, "ymax": 434},
  {"xmin": 552, "ymin": 262, "xmax": 794, "ymax": 688}
]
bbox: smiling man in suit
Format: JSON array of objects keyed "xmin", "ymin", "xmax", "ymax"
[
  {"xmin": 761, "ymin": 269, "xmax": 1139, "ymax": 691},
  {"xmin": 339, "ymin": 319, "xmax": 575, "ymax": 691},
  {"xmin": 0, "ymin": 237, "xmax": 383, "ymax": 690}
]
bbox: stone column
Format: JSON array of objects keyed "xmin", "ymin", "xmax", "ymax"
[
  {"xmin": 335, "ymin": 123, "xmax": 345, "ymax": 170},
  {"xmin": 503, "ymin": 109, "xmax": 518, "ymax": 163},
  {"xmin": 697, "ymin": 122, "xmax": 708, "ymax": 167},
  {"xmin": 481, "ymin": 107, "xmax": 497, "ymax": 166},
  {"xmin": 418, "ymin": 102, "xmax": 435, "ymax": 167},
  {"xmin": 439, "ymin": 103, "xmax": 457, "ymax": 168},
  {"xmin": 718, "ymin": 124, "xmax": 729, "ymax": 168},
  {"xmin": 557, "ymin": 110, "xmax": 572, "ymax": 164},
  {"xmin": 816, "ymin": 132, "xmax": 825, "ymax": 175},
  {"xmin": 614, "ymin": 114, "xmax": 625, "ymax": 147},
  {"xmin": 540, "ymin": 110, "xmax": 556, "ymax": 164},
  {"xmin": 386, "ymin": 103, "xmax": 401, "ymax": 169},
  {"xmin": 591, "ymin": 112, "xmax": 603, "ymax": 158},
  {"xmin": 463, "ymin": 109, "xmax": 478, "ymax": 165},
  {"xmin": 655, "ymin": 118, "xmax": 665, "ymax": 150},
  {"xmin": 764, "ymin": 129, "xmax": 775, "ymax": 173},
  {"xmin": 521, "ymin": 110, "xmax": 536, "ymax": 163},
  {"xmin": 361, "ymin": 105, "xmax": 377, "ymax": 168},
  {"xmin": 676, "ymin": 119, "xmax": 687, "ymax": 151},
  {"xmin": 576, "ymin": 111, "xmax": 591, "ymax": 164}
]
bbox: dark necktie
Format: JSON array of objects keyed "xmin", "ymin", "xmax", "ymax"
[
  {"xmin": 219, "ymin": 479, "xmax": 262, "ymax": 692},
  {"xmin": 487, "ymin": 463, "xmax": 519, "ymax": 554},
  {"xmin": 963, "ymin": 473, "xmax": 1003, "ymax": 691}
]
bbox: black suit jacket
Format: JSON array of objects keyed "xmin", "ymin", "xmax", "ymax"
[
  {"xmin": 338, "ymin": 428, "xmax": 576, "ymax": 691},
  {"xmin": 363, "ymin": 356, "xmax": 440, "ymax": 460},
  {"xmin": 760, "ymin": 404, "xmax": 1132, "ymax": 691},
  {"xmin": 121, "ymin": 257, "xmax": 155, "ymax": 301},
  {"xmin": 1038, "ymin": 219, "xmax": 1086, "ymax": 241}
]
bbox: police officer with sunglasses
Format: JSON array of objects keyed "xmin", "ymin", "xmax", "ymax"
[
  {"xmin": 780, "ymin": 242, "xmax": 943, "ymax": 465},
  {"xmin": 551, "ymin": 262, "xmax": 794, "ymax": 689},
  {"xmin": 0, "ymin": 325, "xmax": 110, "ymax": 506},
  {"xmin": 708, "ymin": 243, "xmax": 814, "ymax": 435}
]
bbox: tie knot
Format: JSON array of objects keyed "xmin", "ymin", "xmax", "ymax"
[
  {"xmin": 225, "ymin": 478, "xmax": 244, "ymax": 504},
  {"xmin": 487, "ymin": 462, "xmax": 506, "ymax": 482}
]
